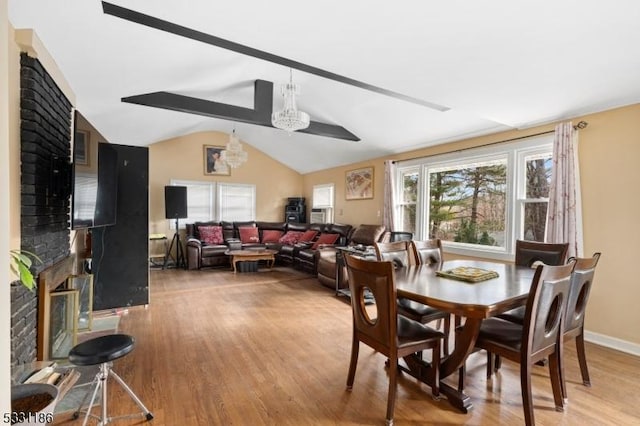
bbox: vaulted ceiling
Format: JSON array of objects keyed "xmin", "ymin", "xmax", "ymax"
[{"xmin": 8, "ymin": 1, "xmax": 640, "ymax": 173}]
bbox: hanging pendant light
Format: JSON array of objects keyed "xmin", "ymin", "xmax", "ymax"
[
  {"xmin": 271, "ymin": 69, "xmax": 310, "ymax": 133},
  {"xmin": 220, "ymin": 129, "xmax": 248, "ymax": 168}
]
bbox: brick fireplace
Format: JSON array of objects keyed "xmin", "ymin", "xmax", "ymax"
[{"xmin": 11, "ymin": 53, "xmax": 72, "ymax": 369}]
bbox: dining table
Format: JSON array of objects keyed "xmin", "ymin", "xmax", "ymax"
[{"xmin": 393, "ymin": 259, "xmax": 537, "ymax": 413}]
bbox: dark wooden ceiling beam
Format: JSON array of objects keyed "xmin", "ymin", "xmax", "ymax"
[{"xmin": 102, "ymin": 1, "xmax": 449, "ymax": 112}]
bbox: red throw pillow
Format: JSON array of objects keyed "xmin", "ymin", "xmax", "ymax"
[
  {"xmin": 198, "ymin": 225, "xmax": 224, "ymax": 245},
  {"xmin": 262, "ymin": 229, "xmax": 284, "ymax": 243},
  {"xmin": 239, "ymin": 226, "xmax": 260, "ymax": 243},
  {"xmin": 312, "ymin": 233, "xmax": 339, "ymax": 250},
  {"xmin": 279, "ymin": 231, "xmax": 303, "ymax": 245},
  {"xmin": 299, "ymin": 230, "xmax": 318, "ymax": 243}
]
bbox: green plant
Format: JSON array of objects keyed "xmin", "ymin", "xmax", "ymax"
[{"xmin": 9, "ymin": 249, "xmax": 42, "ymax": 291}]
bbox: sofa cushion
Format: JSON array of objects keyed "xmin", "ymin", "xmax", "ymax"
[
  {"xmin": 279, "ymin": 231, "xmax": 303, "ymax": 245},
  {"xmin": 239, "ymin": 226, "xmax": 260, "ymax": 243},
  {"xmin": 312, "ymin": 233, "xmax": 340, "ymax": 250},
  {"xmin": 299, "ymin": 230, "xmax": 318, "ymax": 243},
  {"xmin": 350, "ymin": 224, "xmax": 386, "ymax": 246},
  {"xmin": 262, "ymin": 229, "xmax": 284, "ymax": 243},
  {"xmin": 198, "ymin": 225, "xmax": 224, "ymax": 245}
]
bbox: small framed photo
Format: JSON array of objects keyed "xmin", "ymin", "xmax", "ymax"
[
  {"xmin": 203, "ymin": 145, "xmax": 230, "ymax": 176},
  {"xmin": 345, "ymin": 166, "xmax": 374, "ymax": 200},
  {"xmin": 74, "ymin": 130, "xmax": 89, "ymax": 165}
]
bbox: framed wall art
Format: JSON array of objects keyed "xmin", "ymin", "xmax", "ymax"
[
  {"xmin": 345, "ymin": 166, "xmax": 374, "ymax": 200},
  {"xmin": 203, "ymin": 145, "xmax": 230, "ymax": 176}
]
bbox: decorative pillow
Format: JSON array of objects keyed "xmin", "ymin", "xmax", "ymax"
[
  {"xmin": 279, "ymin": 231, "xmax": 303, "ymax": 245},
  {"xmin": 262, "ymin": 229, "xmax": 284, "ymax": 243},
  {"xmin": 239, "ymin": 226, "xmax": 260, "ymax": 243},
  {"xmin": 299, "ymin": 230, "xmax": 318, "ymax": 243},
  {"xmin": 312, "ymin": 233, "xmax": 340, "ymax": 250},
  {"xmin": 198, "ymin": 225, "xmax": 224, "ymax": 245}
]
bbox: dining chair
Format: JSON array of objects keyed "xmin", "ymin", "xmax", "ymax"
[
  {"xmin": 393, "ymin": 240, "xmax": 452, "ymax": 356},
  {"xmin": 458, "ymin": 261, "xmax": 575, "ymax": 426},
  {"xmin": 497, "ymin": 240, "xmax": 570, "ymax": 325},
  {"xmin": 344, "ymin": 254, "xmax": 443, "ymax": 426},
  {"xmin": 560, "ymin": 252, "xmax": 601, "ymax": 397}
]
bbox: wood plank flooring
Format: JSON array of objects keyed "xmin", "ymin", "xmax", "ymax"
[{"xmin": 53, "ymin": 266, "xmax": 640, "ymax": 425}]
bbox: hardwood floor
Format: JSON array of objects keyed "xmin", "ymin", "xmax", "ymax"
[{"xmin": 53, "ymin": 266, "xmax": 640, "ymax": 425}]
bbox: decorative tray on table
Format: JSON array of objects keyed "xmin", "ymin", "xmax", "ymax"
[{"xmin": 436, "ymin": 266, "xmax": 499, "ymax": 283}]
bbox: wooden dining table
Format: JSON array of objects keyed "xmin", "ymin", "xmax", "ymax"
[{"xmin": 394, "ymin": 259, "xmax": 536, "ymax": 413}]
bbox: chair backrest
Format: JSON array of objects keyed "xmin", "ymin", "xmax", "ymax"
[
  {"xmin": 523, "ymin": 261, "xmax": 575, "ymax": 358},
  {"xmin": 410, "ymin": 239, "xmax": 443, "ymax": 266},
  {"xmin": 374, "ymin": 241, "xmax": 412, "ymax": 268},
  {"xmin": 515, "ymin": 240, "xmax": 569, "ymax": 267},
  {"xmin": 564, "ymin": 253, "xmax": 601, "ymax": 334},
  {"xmin": 344, "ymin": 255, "xmax": 397, "ymax": 355}
]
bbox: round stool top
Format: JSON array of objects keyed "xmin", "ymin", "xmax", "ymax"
[{"xmin": 69, "ymin": 334, "xmax": 135, "ymax": 366}]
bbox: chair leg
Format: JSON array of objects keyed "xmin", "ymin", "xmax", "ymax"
[
  {"xmin": 548, "ymin": 350, "xmax": 565, "ymax": 411},
  {"xmin": 520, "ymin": 363, "xmax": 535, "ymax": 426},
  {"xmin": 386, "ymin": 355, "xmax": 398, "ymax": 426},
  {"xmin": 494, "ymin": 354, "xmax": 502, "ymax": 371},
  {"xmin": 486, "ymin": 351, "xmax": 493, "ymax": 379},
  {"xmin": 575, "ymin": 332, "xmax": 591, "ymax": 386},
  {"xmin": 432, "ymin": 342, "xmax": 440, "ymax": 399},
  {"xmin": 346, "ymin": 336, "xmax": 359, "ymax": 390}
]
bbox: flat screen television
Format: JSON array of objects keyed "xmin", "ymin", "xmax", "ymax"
[{"xmin": 71, "ymin": 117, "xmax": 119, "ymax": 229}]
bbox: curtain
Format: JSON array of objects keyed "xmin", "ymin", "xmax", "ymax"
[
  {"xmin": 383, "ymin": 160, "xmax": 396, "ymax": 231},
  {"xmin": 546, "ymin": 122, "xmax": 583, "ymax": 258}
]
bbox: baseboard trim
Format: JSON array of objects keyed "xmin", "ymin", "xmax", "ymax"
[{"xmin": 584, "ymin": 330, "xmax": 640, "ymax": 357}]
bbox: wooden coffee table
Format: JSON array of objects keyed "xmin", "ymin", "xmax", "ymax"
[{"xmin": 226, "ymin": 249, "xmax": 278, "ymax": 273}]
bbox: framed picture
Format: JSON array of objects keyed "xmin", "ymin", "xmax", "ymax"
[
  {"xmin": 74, "ymin": 130, "xmax": 89, "ymax": 165},
  {"xmin": 203, "ymin": 145, "xmax": 230, "ymax": 176},
  {"xmin": 345, "ymin": 166, "xmax": 374, "ymax": 200}
]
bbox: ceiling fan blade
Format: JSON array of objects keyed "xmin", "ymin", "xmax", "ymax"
[
  {"xmin": 101, "ymin": 1, "xmax": 449, "ymax": 112},
  {"xmin": 122, "ymin": 84, "xmax": 360, "ymax": 141},
  {"xmin": 300, "ymin": 122, "xmax": 360, "ymax": 141}
]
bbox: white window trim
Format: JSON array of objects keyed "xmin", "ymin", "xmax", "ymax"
[
  {"xmin": 312, "ymin": 183, "xmax": 335, "ymax": 223},
  {"xmin": 395, "ymin": 134, "xmax": 553, "ymax": 261}
]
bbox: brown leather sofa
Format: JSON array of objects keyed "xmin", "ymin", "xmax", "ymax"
[
  {"xmin": 185, "ymin": 221, "xmax": 353, "ymax": 272},
  {"xmin": 294, "ymin": 223, "xmax": 353, "ymax": 273},
  {"xmin": 316, "ymin": 224, "xmax": 388, "ymax": 290}
]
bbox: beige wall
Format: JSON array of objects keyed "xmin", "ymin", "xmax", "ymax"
[
  {"xmin": 149, "ymin": 131, "xmax": 303, "ymax": 237},
  {"xmin": 303, "ymin": 103, "xmax": 640, "ymax": 347},
  {"xmin": 1, "ymin": 4, "xmax": 12, "ymax": 413}
]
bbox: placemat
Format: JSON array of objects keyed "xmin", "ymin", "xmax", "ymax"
[{"xmin": 436, "ymin": 266, "xmax": 499, "ymax": 282}]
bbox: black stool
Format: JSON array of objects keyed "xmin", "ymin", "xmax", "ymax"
[{"xmin": 69, "ymin": 334, "xmax": 153, "ymax": 426}]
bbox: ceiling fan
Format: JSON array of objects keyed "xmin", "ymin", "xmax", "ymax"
[{"xmin": 102, "ymin": 1, "xmax": 449, "ymax": 141}]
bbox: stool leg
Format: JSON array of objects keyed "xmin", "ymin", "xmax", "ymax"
[
  {"xmin": 101, "ymin": 363, "xmax": 109, "ymax": 424},
  {"xmin": 109, "ymin": 369, "xmax": 153, "ymax": 417}
]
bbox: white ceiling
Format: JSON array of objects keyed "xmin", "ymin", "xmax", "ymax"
[{"xmin": 8, "ymin": 1, "xmax": 640, "ymax": 173}]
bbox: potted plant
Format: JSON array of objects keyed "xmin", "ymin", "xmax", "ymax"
[{"xmin": 9, "ymin": 249, "xmax": 41, "ymax": 291}]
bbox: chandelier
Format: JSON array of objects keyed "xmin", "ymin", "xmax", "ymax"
[
  {"xmin": 271, "ymin": 69, "xmax": 310, "ymax": 133},
  {"xmin": 220, "ymin": 129, "xmax": 248, "ymax": 168}
]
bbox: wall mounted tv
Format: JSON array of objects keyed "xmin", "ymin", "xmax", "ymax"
[{"xmin": 71, "ymin": 139, "xmax": 119, "ymax": 229}]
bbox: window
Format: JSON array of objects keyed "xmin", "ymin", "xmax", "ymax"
[
  {"xmin": 217, "ymin": 183, "xmax": 255, "ymax": 222},
  {"xmin": 168, "ymin": 180, "xmax": 255, "ymax": 227},
  {"xmin": 395, "ymin": 135, "xmax": 553, "ymax": 259},
  {"xmin": 312, "ymin": 183, "xmax": 335, "ymax": 223},
  {"xmin": 397, "ymin": 169, "xmax": 419, "ymax": 235}
]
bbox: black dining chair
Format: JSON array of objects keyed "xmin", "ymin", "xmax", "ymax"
[
  {"xmin": 344, "ymin": 254, "xmax": 443, "ymax": 426},
  {"xmin": 458, "ymin": 261, "xmax": 575, "ymax": 426},
  {"xmin": 385, "ymin": 239, "xmax": 452, "ymax": 356},
  {"xmin": 497, "ymin": 240, "xmax": 569, "ymax": 325},
  {"xmin": 560, "ymin": 252, "xmax": 601, "ymax": 398}
]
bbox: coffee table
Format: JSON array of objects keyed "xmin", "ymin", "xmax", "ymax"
[{"xmin": 225, "ymin": 249, "xmax": 278, "ymax": 273}]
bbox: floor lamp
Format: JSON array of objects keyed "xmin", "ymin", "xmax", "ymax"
[{"xmin": 164, "ymin": 186, "xmax": 187, "ymax": 269}]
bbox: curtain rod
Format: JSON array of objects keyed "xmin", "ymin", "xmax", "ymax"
[{"xmin": 392, "ymin": 120, "xmax": 588, "ymax": 164}]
